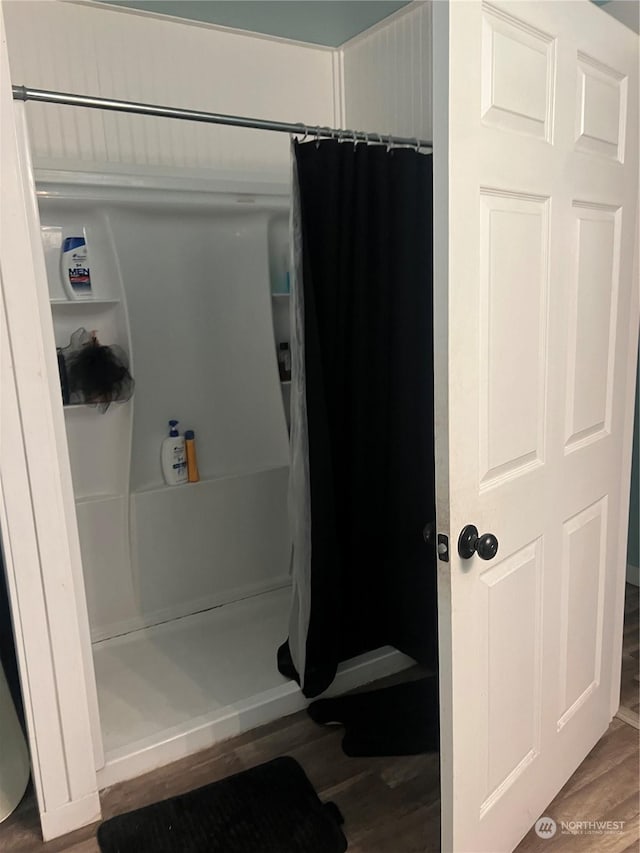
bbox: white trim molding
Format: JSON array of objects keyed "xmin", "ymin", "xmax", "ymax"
[
  {"xmin": 39, "ymin": 792, "xmax": 102, "ymax": 842},
  {"xmin": 610, "ymin": 195, "xmax": 640, "ymax": 718},
  {"xmin": 615, "ymin": 706, "xmax": 640, "ymax": 730},
  {"xmin": 0, "ymin": 2, "xmax": 100, "ymax": 839}
]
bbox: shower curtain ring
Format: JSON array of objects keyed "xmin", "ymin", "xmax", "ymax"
[
  {"xmin": 387, "ymin": 134, "xmax": 393, "ymax": 153},
  {"xmin": 315, "ymin": 126, "xmax": 321, "ymax": 148},
  {"xmin": 414, "ymin": 137, "xmax": 421, "ymax": 152}
]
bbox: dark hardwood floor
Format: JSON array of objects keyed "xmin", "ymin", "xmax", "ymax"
[
  {"xmin": 516, "ymin": 718, "xmax": 639, "ymax": 853},
  {"xmin": 0, "ymin": 701, "xmax": 441, "ymax": 853},
  {"xmin": 1, "ymin": 597, "xmax": 638, "ymax": 853},
  {"xmin": 2, "ymin": 710, "xmax": 637, "ymax": 852}
]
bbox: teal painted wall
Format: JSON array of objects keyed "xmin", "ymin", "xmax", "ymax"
[
  {"xmin": 96, "ymin": 0, "xmax": 640, "ymax": 42},
  {"xmin": 96, "ymin": 1, "xmax": 411, "ymax": 47},
  {"xmin": 628, "ymin": 349, "xmax": 639, "ymax": 570}
]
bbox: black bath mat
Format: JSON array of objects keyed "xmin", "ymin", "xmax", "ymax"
[
  {"xmin": 97, "ymin": 756, "xmax": 348, "ymax": 853},
  {"xmin": 308, "ymin": 676, "xmax": 439, "ymax": 757}
]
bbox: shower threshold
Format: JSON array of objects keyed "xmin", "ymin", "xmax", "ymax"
[{"xmin": 93, "ymin": 587, "xmax": 413, "ymax": 788}]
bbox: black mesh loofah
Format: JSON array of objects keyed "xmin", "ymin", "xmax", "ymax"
[{"xmin": 60, "ymin": 327, "xmax": 134, "ymax": 412}]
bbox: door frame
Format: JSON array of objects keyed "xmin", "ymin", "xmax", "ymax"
[
  {"xmin": 612, "ymin": 201, "xmax": 640, "ymax": 715},
  {"xmin": 431, "ymin": 3, "xmax": 454, "ymax": 847},
  {"xmin": 0, "ymin": 2, "xmax": 102, "ymax": 839}
]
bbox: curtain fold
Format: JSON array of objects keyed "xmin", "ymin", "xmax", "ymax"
[
  {"xmin": 285, "ymin": 145, "xmax": 313, "ymax": 685},
  {"xmin": 282, "ymin": 139, "xmax": 437, "ymax": 698}
]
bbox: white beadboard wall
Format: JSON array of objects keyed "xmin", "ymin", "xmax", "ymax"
[
  {"xmin": 3, "ymin": 0, "xmax": 337, "ymax": 175},
  {"xmin": 342, "ymin": 1, "xmax": 432, "ymax": 142}
]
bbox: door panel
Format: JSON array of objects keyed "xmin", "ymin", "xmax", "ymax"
[
  {"xmin": 479, "ymin": 540, "xmax": 542, "ymax": 813},
  {"xmin": 565, "ymin": 203, "xmax": 620, "ymax": 449},
  {"xmin": 434, "ymin": 2, "xmax": 639, "ymax": 850},
  {"xmin": 575, "ymin": 52, "xmax": 627, "ymax": 161},
  {"xmin": 479, "ymin": 189, "xmax": 550, "ymax": 487},
  {"xmin": 481, "ymin": 4, "xmax": 555, "ymax": 141},
  {"xmin": 558, "ymin": 497, "xmax": 607, "ymax": 727}
]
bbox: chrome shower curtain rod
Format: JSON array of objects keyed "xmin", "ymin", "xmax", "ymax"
[{"xmin": 12, "ymin": 85, "xmax": 433, "ymax": 150}]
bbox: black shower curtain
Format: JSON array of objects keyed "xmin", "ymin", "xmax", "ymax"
[{"xmin": 281, "ymin": 139, "xmax": 437, "ymax": 697}]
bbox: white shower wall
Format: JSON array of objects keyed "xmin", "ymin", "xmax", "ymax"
[
  {"xmin": 38, "ymin": 176, "xmax": 292, "ymax": 641},
  {"xmin": 3, "ymin": 0, "xmax": 335, "ymax": 644},
  {"xmin": 3, "ymin": 0, "xmax": 338, "ymax": 174},
  {"xmin": 341, "ymin": 1, "xmax": 433, "ymax": 141},
  {"xmin": 4, "ymin": 0, "xmax": 433, "ymax": 177}
]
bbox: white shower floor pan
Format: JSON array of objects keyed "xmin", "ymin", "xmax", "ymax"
[{"xmin": 93, "ymin": 587, "xmax": 413, "ymax": 788}]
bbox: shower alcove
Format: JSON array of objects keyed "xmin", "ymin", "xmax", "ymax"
[
  {"xmin": 3, "ymin": 1, "xmax": 638, "ymax": 849},
  {"xmin": 39, "ymin": 171, "xmax": 413, "ymax": 787}
]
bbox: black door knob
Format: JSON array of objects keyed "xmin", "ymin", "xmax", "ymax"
[{"xmin": 458, "ymin": 524, "xmax": 499, "ymax": 560}]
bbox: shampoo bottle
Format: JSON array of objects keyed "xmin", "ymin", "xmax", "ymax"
[
  {"xmin": 60, "ymin": 229, "xmax": 93, "ymax": 299},
  {"xmin": 184, "ymin": 430, "xmax": 200, "ymax": 483},
  {"xmin": 161, "ymin": 420, "xmax": 188, "ymax": 485}
]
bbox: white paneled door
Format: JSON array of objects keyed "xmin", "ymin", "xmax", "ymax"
[{"xmin": 434, "ymin": 2, "xmax": 638, "ymax": 852}]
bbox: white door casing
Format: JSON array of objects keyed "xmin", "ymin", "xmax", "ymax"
[
  {"xmin": 0, "ymin": 1, "xmax": 102, "ymax": 839},
  {"xmin": 434, "ymin": 2, "xmax": 639, "ymax": 852}
]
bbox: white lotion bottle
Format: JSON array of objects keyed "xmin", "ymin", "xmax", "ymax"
[{"xmin": 161, "ymin": 420, "xmax": 188, "ymax": 485}]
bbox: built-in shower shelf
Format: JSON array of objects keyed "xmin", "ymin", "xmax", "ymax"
[
  {"xmin": 134, "ymin": 463, "xmax": 288, "ymax": 497},
  {"xmin": 51, "ymin": 298, "xmax": 121, "ymax": 308},
  {"xmin": 75, "ymin": 492, "xmax": 122, "ymax": 505},
  {"xmin": 280, "ymin": 380, "xmax": 291, "ymax": 386},
  {"xmin": 271, "ymin": 293, "xmax": 290, "ymax": 298},
  {"xmin": 63, "ymin": 400, "xmax": 130, "ymax": 410}
]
